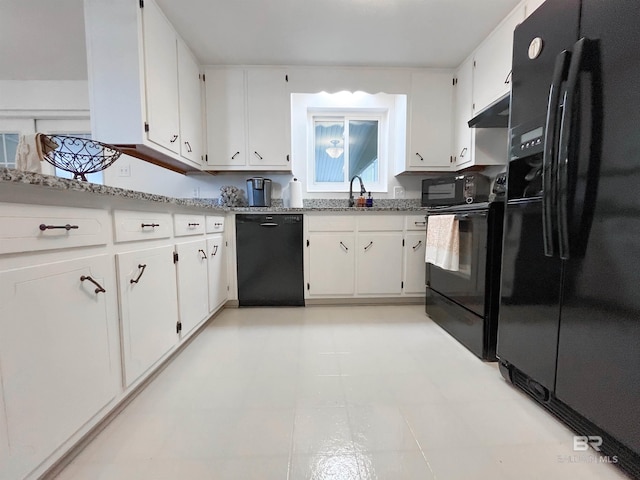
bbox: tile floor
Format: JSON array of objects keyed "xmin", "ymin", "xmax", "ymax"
[{"xmin": 54, "ymin": 305, "xmax": 630, "ymax": 479}]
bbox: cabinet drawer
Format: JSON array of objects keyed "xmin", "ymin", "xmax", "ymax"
[
  {"xmin": 357, "ymin": 215, "xmax": 404, "ymax": 232},
  {"xmin": 0, "ymin": 203, "xmax": 109, "ymax": 254},
  {"xmin": 174, "ymin": 214, "xmax": 205, "ymax": 236},
  {"xmin": 307, "ymin": 215, "xmax": 356, "ymax": 232},
  {"xmin": 206, "ymin": 215, "xmax": 225, "ymax": 233},
  {"xmin": 113, "ymin": 210, "xmax": 172, "ymax": 243},
  {"xmin": 405, "ymin": 215, "xmax": 428, "ymax": 231}
]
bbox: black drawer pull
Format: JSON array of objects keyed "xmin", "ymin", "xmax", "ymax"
[
  {"xmin": 81, "ymin": 275, "xmax": 106, "ymax": 294},
  {"xmin": 414, "ymin": 221, "xmax": 426, "ymax": 226},
  {"xmin": 231, "ymin": 151, "xmax": 240, "ymax": 160},
  {"xmin": 170, "ymin": 134, "xmax": 178, "ymax": 143},
  {"xmin": 185, "ymin": 141, "xmax": 192, "ymax": 152},
  {"xmin": 130, "ymin": 264, "xmax": 147, "ymax": 284},
  {"xmin": 141, "ymin": 223, "xmax": 160, "ymax": 228},
  {"xmin": 412, "ymin": 240, "xmax": 423, "ymax": 251},
  {"xmin": 254, "ymin": 151, "xmax": 263, "ymax": 160},
  {"xmin": 212, "ymin": 245, "xmax": 219, "ymax": 256},
  {"xmin": 199, "ymin": 249, "xmax": 207, "ymax": 259},
  {"xmin": 339, "ymin": 241, "xmax": 349, "ymax": 252},
  {"xmin": 40, "ymin": 223, "xmax": 79, "ymax": 231},
  {"xmin": 415, "ymin": 152, "xmax": 424, "ymax": 161},
  {"xmin": 214, "ymin": 222, "xmax": 223, "ymax": 227},
  {"xmin": 188, "ymin": 222, "xmax": 200, "ymax": 227},
  {"xmin": 364, "ymin": 241, "xmax": 374, "ymax": 251}
]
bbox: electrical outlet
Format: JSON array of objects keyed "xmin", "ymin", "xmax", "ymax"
[
  {"xmin": 193, "ymin": 187, "xmax": 200, "ymax": 198},
  {"xmin": 394, "ymin": 186, "xmax": 405, "ymax": 199},
  {"xmin": 118, "ymin": 164, "xmax": 130, "ymax": 177}
]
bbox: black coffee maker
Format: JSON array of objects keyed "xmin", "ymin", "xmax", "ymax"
[{"xmin": 246, "ymin": 177, "xmax": 272, "ymax": 207}]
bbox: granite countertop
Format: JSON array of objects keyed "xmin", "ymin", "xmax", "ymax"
[{"xmin": 0, "ymin": 168, "xmax": 429, "ymax": 213}]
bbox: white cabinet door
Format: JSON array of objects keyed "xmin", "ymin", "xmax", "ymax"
[
  {"xmin": 472, "ymin": 4, "xmax": 525, "ymax": 114},
  {"xmin": 142, "ymin": 0, "xmax": 180, "ymax": 153},
  {"xmin": 116, "ymin": 245, "xmax": 179, "ymax": 387},
  {"xmin": 205, "ymin": 68, "xmax": 246, "ymax": 167},
  {"xmin": 525, "ymin": 0, "xmax": 546, "ymax": 18},
  {"xmin": 357, "ymin": 233, "xmax": 403, "ymax": 295},
  {"xmin": 403, "ymin": 71, "xmax": 454, "ymax": 172},
  {"xmin": 0, "ymin": 255, "xmax": 118, "ymax": 480},
  {"xmin": 177, "ymin": 38, "xmax": 203, "ymax": 167},
  {"xmin": 207, "ymin": 235, "xmax": 227, "ymax": 312},
  {"xmin": 404, "ymin": 232, "xmax": 427, "ymax": 294},
  {"xmin": 247, "ymin": 69, "xmax": 290, "ymax": 168},
  {"xmin": 308, "ymin": 233, "xmax": 355, "ymax": 296},
  {"xmin": 453, "ymin": 57, "xmax": 475, "ymax": 169},
  {"xmin": 175, "ymin": 239, "xmax": 210, "ymax": 335}
]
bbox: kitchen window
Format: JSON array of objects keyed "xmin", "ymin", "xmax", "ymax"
[
  {"xmin": 0, "ymin": 133, "xmax": 19, "ymax": 169},
  {"xmin": 312, "ymin": 114, "xmax": 382, "ymax": 191}
]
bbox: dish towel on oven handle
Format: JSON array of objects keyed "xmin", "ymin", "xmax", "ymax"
[{"xmin": 425, "ymin": 214, "xmax": 460, "ymax": 271}]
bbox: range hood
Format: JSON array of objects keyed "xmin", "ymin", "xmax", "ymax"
[{"xmin": 467, "ymin": 94, "xmax": 510, "ymax": 128}]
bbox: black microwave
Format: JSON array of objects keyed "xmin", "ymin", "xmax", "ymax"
[{"xmin": 421, "ymin": 174, "xmax": 490, "ymax": 207}]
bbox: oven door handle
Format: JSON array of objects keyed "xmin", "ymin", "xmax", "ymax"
[{"xmin": 454, "ymin": 212, "xmax": 487, "ymax": 220}]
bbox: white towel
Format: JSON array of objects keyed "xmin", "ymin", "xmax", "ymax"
[
  {"xmin": 14, "ymin": 133, "xmax": 58, "ymax": 173},
  {"xmin": 425, "ymin": 214, "xmax": 460, "ymax": 271}
]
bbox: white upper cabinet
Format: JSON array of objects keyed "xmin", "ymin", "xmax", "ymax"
[
  {"xmin": 398, "ymin": 71, "xmax": 454, "ymax": 173},
  {"xmin": 525, "ymin": 0, "xmax": 546, "ymax": 18},
  {"xmin": 142, "ymin": 0, "xmax": 180, "ymax": 155},
  {"xmin": 472, "ymin": 3, "xmax": 526, "ymax": 115},
  {"xmin": 204, "ymin": 68, "xmax": 246, "ymax": 168},
  {"xmin": 452, "ymin": 57, "xmax": 475, "ymax": 170},
  {"xmin": 177, "ymin": 39, "xmax": 204, "ymax": 166},
  {"xmin": 204, "ymin": 67, "xmax": 291, "ymax": 171},
  {"xmin": 84, "ymin": 0, "xmax": 203, "ymax": 173}
]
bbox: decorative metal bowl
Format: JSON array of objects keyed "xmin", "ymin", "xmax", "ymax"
[{"xmin": 41, "ymin": 135, "xmax": 122, "ymax": 181}]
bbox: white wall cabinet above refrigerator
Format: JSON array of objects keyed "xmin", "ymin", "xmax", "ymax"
[
  {"xmin": 204, "ymin": 67, "xmax": 291, "ymax": 171},
  {"xmin": 471, "ymin": 3, "xmax": 525, "ymax": 116},
  {"xmin": 84, "ymin": 0, "xmax": 204, "ymax": 173}
]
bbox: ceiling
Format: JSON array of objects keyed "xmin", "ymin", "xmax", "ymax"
[{"xmin": 1, "ymin": 0, "xmax": 521, "ymax": 81}]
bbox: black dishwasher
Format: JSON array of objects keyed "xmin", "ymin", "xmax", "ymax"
[{"xmin": 235, "ymin": 214, "xmax": 304, "ymax": 306}]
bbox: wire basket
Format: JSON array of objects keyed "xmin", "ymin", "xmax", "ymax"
[{"xmin": 41, "ymin": 135, "xmax": 122, "ymax": 181}]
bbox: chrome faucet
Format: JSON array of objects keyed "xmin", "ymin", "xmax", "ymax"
[{"xmin": 349, "ymin": 175, "xmax": 367, "ymax": 207}]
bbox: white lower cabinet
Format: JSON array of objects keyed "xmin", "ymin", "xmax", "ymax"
[
  {"xmin": 175, "ymin": 239, "xmax": 210, "ymax": 335},
  {"xmin": 357, "ymin": 233, "xmax": 404, "ymax": 295},
  {"xmin": 116, "ymin": 245, "xmax": 179, "ymax": 387},
  {"xmin": 308, "ymin": 233, "xmax": 356, "ymax": 296},
  {"xmin": 207, "ymin": 235, "xmax": 227, "ymax": 312},
  {"xmin": 404, "ymin": 232, "xmax": 427, "ymax": 294},
  {"xmin": 306, "ymin": 214, "xmax": 425, "ymax": 299},
  {"xmin": 0, "ymin": 254, "xmax": 118, "ymax": 480}
]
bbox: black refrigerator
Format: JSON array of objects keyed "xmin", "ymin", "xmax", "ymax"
[{"xmin": 498, "ymin": 0, "xmax": 640, "ymax": 477}]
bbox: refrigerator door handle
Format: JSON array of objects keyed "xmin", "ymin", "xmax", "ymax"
[
  {"xmin": 542, "ymin": 49, "xmax": 571, "ymax": 258},
  {"xmin": 557, "ymin": 38, "xmax": 591, "ymax": 260}
]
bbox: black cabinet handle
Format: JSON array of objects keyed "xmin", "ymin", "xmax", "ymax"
[
  {"xmin": 339, "ymin": 241, "xmax": 349, "ymax": 252},
  {"xmin": 185, "ymin": 141, "xmax": 192, "ymax": 152},
  {"xmin": 414, "ymin": 221, "xmax": 426, "ymax": 226},
  {"xmin": 231, "ymin": 151, "xmax": 240, "ymax": 160},
  {"xmin": 214, "ymin": 222, "xmax": 223, "ymax": 227},
  {"xmin": 364, "ymin": 241, "xmax": 374, "ymax": 251},
  {"xmin": 141, "ymin": 223, "xmax": 160, "ymax": 228},
  {"xmin": 199, "ymin": 249, "xmax": 207, "ymax": 259},
  {"xmin": 40, "ymin": 223, "xmax": 78, "ymax": 231},
  {"xmin": 415, "ymin": 152, "xmax": 424, "ymax": 161},
  {"xmin": 212, "ymin": 245, "xmax": 219, "ymax": 256},
  {"xmin": 253, "ymin": 151, "xmax": 263, "ymax": 160},
  {"xmin": 412, "ymin": 240, "xmax": 423, "ymax": 251},
  {"xmin": 130, "ymin": 264, "xmax": 147, "ymax": 284},
  {"xmin": 170, "ymin": 134, "xmax": 178, "ymax": 143},
  {"xmin": 81, "ymin": 275, "xmax": 106, "ymax": 294},
  {"xmin": 459, "ymin": 147, "xmax": 468, "ymax": 158},
  {"xmin": 504, "ymin": 70, "xmax": 512, "ymax": 84},
  {"xmin": 188, "ymin": 222, "xmax": 200, "ymax": 227}
]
